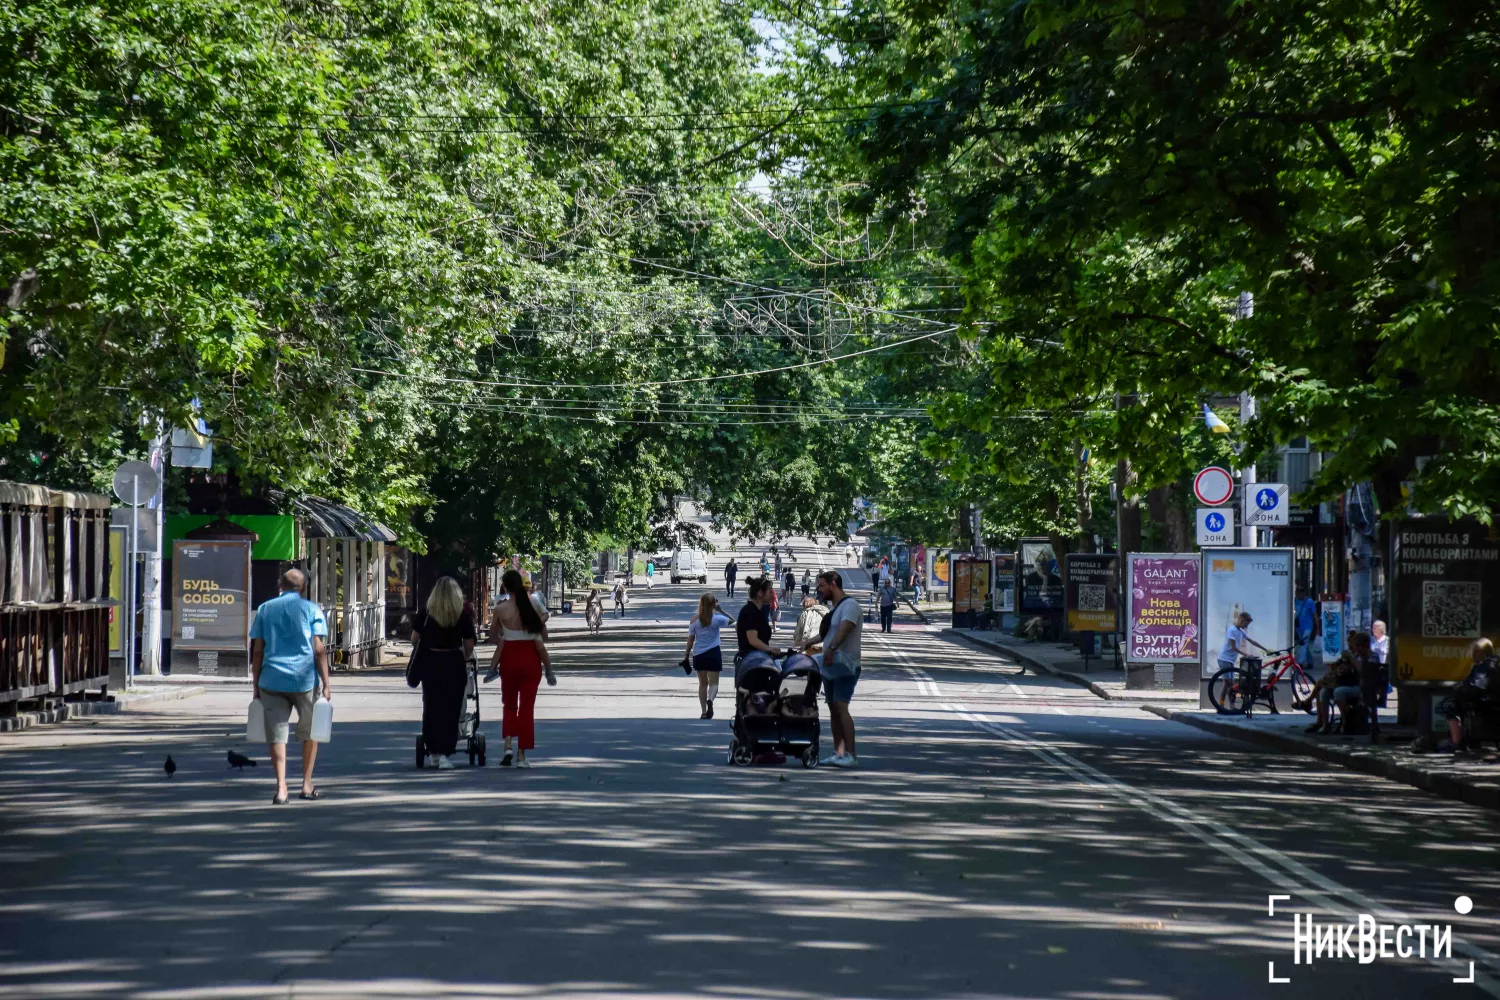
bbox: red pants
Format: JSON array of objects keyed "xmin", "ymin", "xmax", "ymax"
[{"xmin": 499, "ymin": 642, "xmax": 543, "ymax": 751}]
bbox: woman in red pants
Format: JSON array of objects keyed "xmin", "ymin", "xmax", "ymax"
[{"xmin": 486, "ymin": 569, "xmax": 555, "ymax": 767}]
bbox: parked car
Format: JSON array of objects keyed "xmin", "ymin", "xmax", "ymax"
[{"xmin": 670, "ymin": 548, "xmax": 709, "ymax": 584}]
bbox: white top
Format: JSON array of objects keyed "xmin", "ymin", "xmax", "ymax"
[
  {"xmin": 688, "ymin": 612, "xmax": 733, "ymax": 656},
  {"xmin": 1371, "ymin": 634, "xmax": 1389, "ymax": 664},
  {"xmin": 1219, "ymin": 624, "xmax": 1248, "ymax": 663},
  {"xmin": 501, "ymin": 593, "xmax": 550, "ymax": 641},
  {"xmin": 822, "ymin": 596, "xmax": 863, "ymax": 674}
]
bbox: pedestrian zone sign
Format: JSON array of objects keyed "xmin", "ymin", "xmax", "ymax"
[
  {"xmin": 1243, "ymin": 483, "xmax": 1290, "ymax": 526},
  {"xmin": 1196, "ymin": 508, "xmax": 1234, "ymax": 547}
]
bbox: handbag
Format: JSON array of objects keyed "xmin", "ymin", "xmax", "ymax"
[{"xmin": 405, "ymin": 638, "xmax": 425, "ymax": 688}]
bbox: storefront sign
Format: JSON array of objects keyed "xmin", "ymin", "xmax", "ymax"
[
  {"xmin": 172, "ymin": 540, "xmax": 252, "ymax": 651},
  {"xmin": 1200, "ymin": 548, "xmax": 1295, "ymax": 678},
  {"xmin": 1125, "ymin": 554, "xmax": 1201, "ymax": 663},
  {"xmin": 993, "ymin": 554, "xmax": 1016, "ymax": 613},
  {"xmin": 1392, "ymin": 520, "xmax": 1500, "ymax": 683},
  {"xmin": 1065, "ymin": 553, "xmax": 1117, "ymax": 632},
  {"xmin": 1019, "ymin": 538, "xmax": 1064, "ymax": 612}
]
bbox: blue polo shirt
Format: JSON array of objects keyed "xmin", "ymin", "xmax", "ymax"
[{"xmin": 249, "ymin": 590, "xmax": 328, "ymax": 692}]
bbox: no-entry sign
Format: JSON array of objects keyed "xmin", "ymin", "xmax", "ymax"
[{"xmin": 1193, "ymin": 466, "xmax": 1234, "ymax": 506}]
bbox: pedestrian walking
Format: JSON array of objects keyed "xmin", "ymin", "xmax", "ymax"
[
  {"xmin": 249, "ymin": 568, "xmax": 330, "ymax": 804},
  {"xmin": 800, "ymin": 568, "xmax": 811, "ymax": 598},
  {"xmin": 409, "ymin": 577, "xmax": 476, "ymax": 770},
  {"xmin": 1295, "ymin": 588, "xmax": 1316, "ymax": 665},
  {"xmin": 878, "ymin": 578, "xmax": 897, "ymax": 634},
  {"xmin": 724, "ymin": 558, "xmax": 739, "ymax": 598},
  {"xmin": 783, "ymin": 568, "xmax": 796, "ymax": 602},
  {"xmin": 584, "ymin": 588, "xmax": 603, "ymax": 636},
  {"xmin": 645, "ymin": 560, "xmax": 655, "ymax": 590},
  {"xmin": 487, "ymin": 569, "xmax": 555, "ymax": 768},
  {"xmin": 816, "ymin": 571, "xmax": 863, "ymax": 768},
  {"xmin": 774, "ymin": 548, "xmax": 782, "ymax": 580},
  {"xmin": 682, "ymin": 593, "xmax": 732, "ymax": 719},
  {"xmin": 844, "ymin": 544, "xmax": 855, "ymax": 566},
  {"xmin": 736, "ymin": 577, "xmax": 781, "ymax": 666},
  {"xmin": 613, "ymin": 577, "xmax": 629, "ymax": 618},
  {"xmin": 1370, "ymin": 619, "xmax": 1388, "ymax": 665},
  {"xmin": 1217, "ymin": 611, "xmax": 1271, "ymax": 675}
]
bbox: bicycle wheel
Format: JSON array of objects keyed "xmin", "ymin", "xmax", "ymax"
[
  {"xmin": 1289, "ymin": 666, "xmax": 1315, "ymax": 712},
  {"xmin": 1208, "ymin": 667, "xmax": 1253, "ymax": 715}
]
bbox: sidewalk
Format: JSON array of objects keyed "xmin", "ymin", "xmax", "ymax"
[
  {"xmin": 1144, "ymin": 704, "xmax": 1500, "ymax": 812},
  {"xmin": 0, "ymin": 684, "xmax": 208, "ymax": 732},
  {"xmin": 946, "ymin": 628, "xmax": 1198, "ymax": 705}
]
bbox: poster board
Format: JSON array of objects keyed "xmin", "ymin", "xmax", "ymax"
[
  {"xmin": 993, "ymin": 554, "xmax": 1016, "ymax": 613},
  {"xmin": 172, "ymin": 540, "xmax": 252, "ymax": 676},
  {"xmin": 1018, "ymin": 538, "xmax": 1064, "ymax": 612},
  {"xmin": 1065, "ymin": 553, "xmax": 1117, "ymax": 633},
  {"xmin": 954, "ymin": 558, "xmax": 991, "ymax": 614},
  {"xmin": 1321, "ymin": 601, "xmax": 1346, "ymax": 661},
  {"xmin": 1200, "ymin": 548, "xmax": 1295, "ymax": 679},
  {"xmin": 931, "ymin": 549, "xmax": 950, "ymax": 593},
  {"xmin": 1391, "ymin": 520, "xmax": 1500, "ymax": 683},
  {"xmin": 108, "ymin": 526, "xmax": 125, "ymax": 656},
  {"xmin": 1125, "ymin": 554, "xmax": 1201, "ymax": 664}
]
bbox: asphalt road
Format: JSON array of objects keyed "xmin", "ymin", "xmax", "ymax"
[{"xmin": 2, "ymin": 581, "xmax": 1498, "ymax": 1000}]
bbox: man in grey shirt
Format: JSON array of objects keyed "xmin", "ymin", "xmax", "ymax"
[{"xmin": 816, "ymin": 571, "xmax": 862, "ymax": 768}]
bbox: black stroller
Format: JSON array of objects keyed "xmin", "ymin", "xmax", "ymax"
[
  {"xmin": 415, "ymin": 656, "xmax": 487, "ymax": 767},
  {"xmin": 727, "ymin": 651, "xmax": 822, "ymax": 768}
]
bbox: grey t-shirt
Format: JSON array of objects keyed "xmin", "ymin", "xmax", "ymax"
[{"xmin": 822, "ymin": 596, "xmax": 863, "ymax": 677}]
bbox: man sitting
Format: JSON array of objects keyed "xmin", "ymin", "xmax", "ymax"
[
  {"xmin": 1303, "ymin": 632, "xmax": 1371, "ymax": 734},
  {"xmin": 1439, "ymin": 638, "xmax": 1498, "ymax": 753}
]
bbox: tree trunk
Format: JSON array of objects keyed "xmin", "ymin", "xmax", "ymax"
[
  {"xmin": 1164, "ymin": 481, "xmax": 1192, "ymax": 552},
  {"xmin": 1074, "ymin": 443, "xmax": 1096, "ymax": 552}
]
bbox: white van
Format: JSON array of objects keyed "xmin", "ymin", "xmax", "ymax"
[{"xmin": 670, "ymin": 549, "xmax": 709, "ymax": 584}]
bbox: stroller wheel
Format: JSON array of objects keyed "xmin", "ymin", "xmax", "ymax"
[
  {"xmin": 801, "ymin": 746, "xmax": 819, "ymax": 769},
  {"xmin": 478, "ymin": 749, "xmax": 487, "ymax": 766},
  {"xmin": 731, "ymin": 741, "xmax": 754, "ymax": 766},
  {"xmin": 416, "ymin": 736, "xmax": 427, "ymax": 769},
  {"xmin": 727, "ymin": 740, "xmax": 739, "ymax": 765}
]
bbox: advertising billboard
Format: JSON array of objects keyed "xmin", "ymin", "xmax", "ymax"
[
  {"xmin": 1391, "ymin": 520, "xmax": 1500, "ymax": 683},
  {"xmin": 108, "ymin": 526, "xmax": 125, "ymax": 656},
  {"xmin": 172, "ymin": 540, "xmax": 252, "ymax": 651},
  {"xmin": 1200, "ymin": 548, "xmax": 1295, "ymax": 678},
  {"xmin": 931, "ymin": 549, "xmax": 950, "ymax": 592},
  {"xmin": 1064, "ymin": 553, "xmax": 1117, "ymax": 633},
  {"xmin": 993, "ymin": 554, "xmax": 1016, "ymax": 613},
  {"xmin": 954, "ymin": 558, "xmax": 992, "ymax": 614},
  {"xmin": 1018, "ymin": 538, "xmax": 1064, "ymax": 612},
  {"xmin": 1125, "ymin": 554, "xmax": 1201, "ymax": 664}
]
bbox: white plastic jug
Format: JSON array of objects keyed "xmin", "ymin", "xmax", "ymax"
[
  {"xmin": 310, "ymin": 696, "xmax": 334, "ymax": 743},
  {"xmin": 246, "ymin": 697, "xmax": 267, "ymax": 743}
]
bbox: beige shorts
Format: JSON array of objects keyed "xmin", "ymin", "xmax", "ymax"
[{"xmin": 261, "ymin": 688, "xmax": 315, "ymax": 744}]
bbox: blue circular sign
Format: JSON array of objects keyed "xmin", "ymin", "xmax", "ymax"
[
  {"xmin": 1205, "ymin": 512, "xmax": 1225, "ymax": 532},
  {"xmin": 1255, "ymin": 487, "xmax": 1280, "ymax": 511}
]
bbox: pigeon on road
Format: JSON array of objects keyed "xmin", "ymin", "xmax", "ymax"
[
  {"xmin": 227, "ymin": 750, "xmax": 258, "ymax": 770},
  {"xmin": 164, "ymin": 755, "xmax": 176, "ymax": 779}
]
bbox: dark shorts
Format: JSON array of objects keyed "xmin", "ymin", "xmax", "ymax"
[
  {"xmin": 692, "ymin": 647, "xmax": 723, "ymax": 673},
  {"xmin": 824, "ymin": 667, "xmax": 861, "ymax": 705}
]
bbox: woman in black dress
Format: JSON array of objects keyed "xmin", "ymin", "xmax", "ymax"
[{"xmin": 409, "ymin": 576, "xmax": 476, "ymax": 769}]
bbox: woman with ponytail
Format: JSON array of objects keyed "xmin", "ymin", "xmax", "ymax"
[
  {"xmin": 486, "ymin": 570, "xmax": 554, "ymax": 767},
  {"xmin": 681, "ymin": 593, "xmax": 731, "ymax": 719}
]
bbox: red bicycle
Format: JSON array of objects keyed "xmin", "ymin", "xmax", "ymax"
[{"xmin": 1208, "ymin": 649, "xmax": 1315, "ymax": 716}]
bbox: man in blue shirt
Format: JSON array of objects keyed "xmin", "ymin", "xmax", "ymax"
[
  {"xmin": 1295, "ymin": 588, "xmax": 1317, "ymax": 666},
  {"xmin": 250, "ymin": 569, "xmax": 330, "ymax": 804}
]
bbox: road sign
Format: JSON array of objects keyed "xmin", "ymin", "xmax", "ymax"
[
  {"xmin": 1196, "ymin": 507, "xmax": 1235, "ymax": 547},
  {"xmin": 1193, "ymin": 466, "xmax": 1234, "ymax": 506},
  {"xmin": 111, "ymin": 460, "xmax": 159, "ymax": 506},
  {"xmin": 1243, "ymin": 482, "xmax": 1290, "ymax": 526}
]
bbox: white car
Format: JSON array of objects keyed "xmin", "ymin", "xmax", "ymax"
[{"xmin": 670, "ymin": 548, "xmax": 709, "ymax": 584}]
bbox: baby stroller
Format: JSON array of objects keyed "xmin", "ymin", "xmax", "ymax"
[
  {"xmin": 727, "ymin": 651, "xmax": 822, "ymax": 768},
  {"xmin": 416, "ymin": 656, "xmax": 487, "ymax": 767}
]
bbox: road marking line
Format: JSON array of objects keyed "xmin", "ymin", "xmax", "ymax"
[{"xmin": 878, "ymin": 635, "xmax": 1500, "ymax": 995}]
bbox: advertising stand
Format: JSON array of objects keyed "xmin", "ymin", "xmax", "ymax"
[
  {"xmin": 171, "ymin": 539, "xmax": 253, "ymax": 676},
  {"xmin": 1124, "ymin": 553, "xmax": 1201, "ymax": 691},
  {"xmin": 1199, "ymin": 548, "xmax": 1295, "ymax": 709}
]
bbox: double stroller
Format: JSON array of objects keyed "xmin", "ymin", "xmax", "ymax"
[{"xmin": 727, "ymin": 650, "xmax": 823, "ymax": 768}]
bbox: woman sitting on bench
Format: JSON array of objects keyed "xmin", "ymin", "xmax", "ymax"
[{"xmin": 1303, "ymin": 632, "xmax": 1372, "ymax": 734}]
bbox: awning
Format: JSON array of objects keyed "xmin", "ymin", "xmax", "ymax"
[
  {"xmin": 281, "ymin": 493, "xmax": 397, "ymax": 543},
  {"xmin": 0, "ymin": 480, "xmax": 110, "ymax": 509}
]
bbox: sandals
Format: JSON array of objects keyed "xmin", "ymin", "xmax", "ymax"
[
  {"xmin": 299, "ymin": 788, "xmax": 323, "ymax": 800},
  {"xmin": 272, "ymin": 792, "xmax": 289, "ymax": 805},
  {"xmin": 498, "ymin": 751, "xmax": 514, "ymax": 767}
]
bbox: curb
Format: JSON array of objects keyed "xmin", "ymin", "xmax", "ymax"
[
  {"xmin": 1142, "ymin": 705, "xmax": 1500, "ymax": 813},
  {"xmin": 946, "ymin": 629, "xmax": 1117, "ymax": 700},
  {"xmin": 0, "ymin": 686, "xmax": 208, "ymax": 733},
  {"xmin": 904, "ymin": 599, "xmax": 932, "ymax": 625}
]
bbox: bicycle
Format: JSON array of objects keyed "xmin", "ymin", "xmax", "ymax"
[{"xmin": 1207, "ymin": 648, "xmax": 1315, "ymax": 716}]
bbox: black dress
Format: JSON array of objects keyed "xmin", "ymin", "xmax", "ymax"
[
  {"xmin": 736, "ymin": 601, "xmax": 771, "ymax": 665},
  {"xmin": 412, "ymin": 610, "xmax": 476, "ymax": 756}
]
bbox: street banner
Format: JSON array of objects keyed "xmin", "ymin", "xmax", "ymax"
[
  {"xmin": 993, "ymin": 553, "xmax": 1016, "ymax": 613},
  {"xmin": 1200, "ymin": 548, "xmax": 1295, "ymax": 678},
  {"xmin": 172, "ymin": 540, "xmax": 251, "ymax": 651},
  {"xmin": 1321, "ymin": 600, "xmax": 1346, "ymax": 661},
  {"xmin": 1064, "ymin": 553, "xmax": 1117, "ymax": 633},
  {"xmin": 1018, "ymin": 538, "xmax": 1064, "ymax": 612},
  {"xmin": 1391, "ymin": 520, "xmax": 1500, "ymax": 683},
  {"xmin": 1125, "ymin": 554, "xmax": 1201, "ymax": 664}
]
